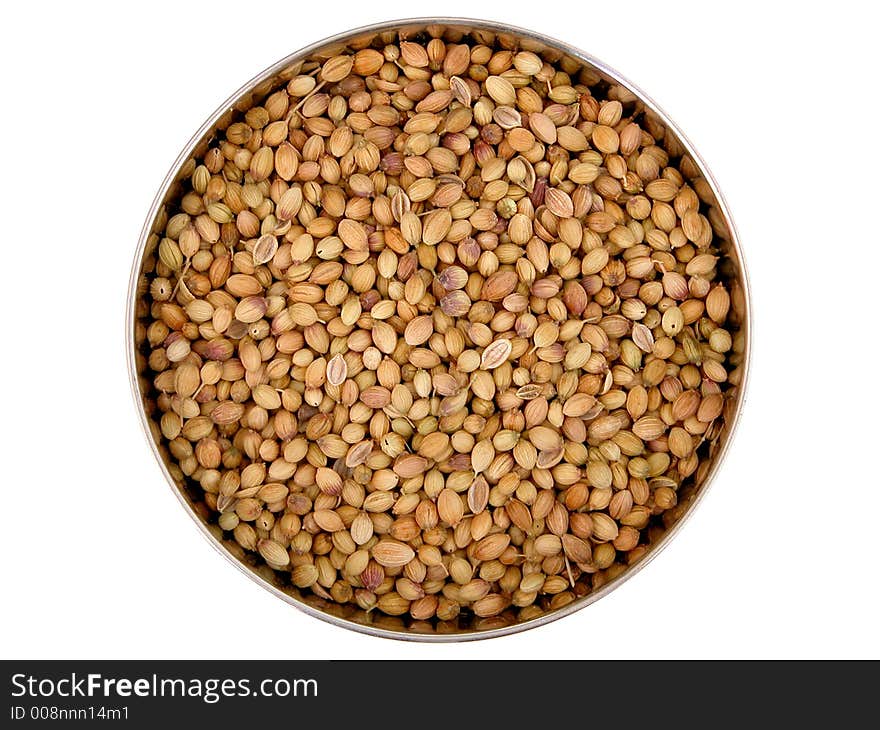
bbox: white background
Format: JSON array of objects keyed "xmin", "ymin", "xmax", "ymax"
[{"xmin": 2, "ymin": 0, "xmax": 878, "ymax": 659}]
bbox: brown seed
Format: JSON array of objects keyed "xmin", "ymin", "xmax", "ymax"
[
  {"xmin": 449, "ymin": 76, "xmax": 472, "ymax": 106},
  {"xmin": 663, "ymin": 271, "xmax": 689, "ymax": 301},
  {"xmin": 533, "ymin": 321, "xmax": 559, "ymax": 348},
  {"xmin": 529, "ymin": 112, "xmax": 557, "ymax": 144},
  {"xmin": 482, "ymin": 270, "xmax": 519, "ymax": 301},
  {"xmin": 471, "ymin": 439, "xmax": 495, "ymax": 474},
  {"xmin": 472, "ymin": 594, "xmax": 510, "ymax": 617},
  {"xmin": 225, "ymin": 274, "xmax": 262, "ymax": 297},
  {"xmin": 545, "ymin": 188, "xmax": 574, "ymax": 218},
  {"xmin": 321, "ymin": 55, "xmax": 353, "ymax": 82},
  {"xmin": 211, "ymin": 401, "xmax": 245, "ymax": 425},
  {"xmin": 371, "ymin": 321, "xmax": 398, "ymax": 354},
  {"xmin": 706, "ymin": 286, "xmax": 731, "ymax": 322},
  {"xmin": 313, "ymin": 509, "xmax": 345, "ymax": 532},
  {"xmin": 492, "ymin": 106, "xmax": 521, "ymax": 129},
  {"xmin": 468, "ymin": 476, "xmax": 490, "ymax": 514},
  {"xmin": 234, "ymin": 296, "xmax": 267, "ymax": 324},
  {"xmin": 562, "ymin": 534, "xmax": 592, "ymax": 564},
  {"xmin": 591, "ymin": 513, "xmax": 619, "ymax": 542},
  {"xmin": 276, "ymin": 187, "xmax": 303, "ymax": 221},
  {"xmin": 473, "ymin": 533, "xmax": 511, "ymax": 561},
  {"xmin": 632, "ymin": 416, "xmax": 666, "ymax": 440},
  {"xmin": 672, "ymin": 390, "xmax": 702, "ymax": 422},
  {"xmin": 291, "ymin": 564, "xmax": 319, "ymax": 588},
  {"xmin": 433, "ymin": 373, "xmax": 460, "ymax": 396},
  {"xmin": 275, "ymin": 142, "xmax": 298, "ymax": 180},
  {"xmin": 404, "ymin": 315, "xmax": 434, "ymax": 346},
  {"xmin": 459, "ymin": 579, "xmax": 491, "ymax": 603},
  {"xmin": 562, "ymin": 393, "xmax": 598, "ymax": 417},
  {"xmin": 516, "ymin": 384, "xmax": 544, "ymax": 400},
  {"xmin": 359, "ymin": 562, "xmax": 384, "ymax": 591},
  {"xmin": 422, "ymin": 209, "xmax": 452, "ymax": 245},
  {"xmin": 257, "ymin": 539, "xmax": 290, "ymax": 567},
  {"xmin": 393, "ymin": 454, "xmax": 428, "ymax": 478},
  {"xmin": 251, "ymin": 384, "xmax": 281, "ymax": 410},
  {"xmin": 316, "ymin": 467, "xmax": 343, "ymax": 496},
  {"xmin": 528, "ymin": 425, "xmax": 563, "ymax": 451},
  {"xmin": 414, "ymin": 423, "xmax": 444, "ymax": 452},
  {"xmin": 400, "ymin": 41, "xmax": 429, "ymax": 68},
  {"xmin": 437, "ymin": 489, "xmax": 465, "ymax": 526},
  {"xmin": 505, "ymin": 499, "xmax": 532, "ymax": 531},
  {"xmin": 669, "ymin": 427, "xmax": 693, "ymax": 457},
  {"xmin": 698, "ymin": 393, "xmax": 724, "ymax": 422}
]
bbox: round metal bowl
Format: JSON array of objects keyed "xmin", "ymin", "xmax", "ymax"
[{"xmin": 127, "ymin": 17, "xmax": 751, "ymax": 641}]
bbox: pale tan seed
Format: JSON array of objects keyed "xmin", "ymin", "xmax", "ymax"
[
  {"xmin": 252, "ymin": 234, "xmax": 278, "ymax": 265},
  {"xmin": 472, "ymin": 594, "xmax": 509, "ymax": 618},
  {"xmin": 316, "ymin": 467, "xmax": 343, "ymax": 495},
  {"xmin": 471, "ymin": 439, "xmax": 495, "ymax": 475},
  {"xmin": 485, "ymin": 76, "xmax": 516, "ymax": 105},
  {"xmin": 292, "ymin": 564, "xmax": 319, "ymax": 588},
  {"xmin": 326, "ymin": 353, "xmax": 348, "ymax": 386},
  {"xmin": 493, "ymin": 106, "xmax": 522, "ymax": 129},
  {"xmin": 371, "ymin": 321, "xmax": 398, "ymax": 354},
  {"xmin": 481, "ymin": 338, "xmax": 512, "ymax": 369},
  {"xmin": 313, "ymin": 509, "xmax": 345, "ymax": 532},
  {"xmin": 393, "ymin": 454, "xmax": 428, "ymax": 478},
  {"xmin": 345, "ymin": 440, "xmax": 373, "ymax": 468},
  {"xmin": 449, "ymin": 76, "xmax": 472, "ymax": 106},
  {"xmin": 468, "ymin": 476, "xmax": 490, "ymax": 514},
  {"xmin": 473, "ymin": 534, "xmax": 511, "ymax": 561},
  {"xmin": 321, "ymin": 55, "xmax": 353, "ymax": 82},
  {"xmin": 632, "ymin": 323, "xmax": 655, "ymax": 353},
  {"xmin": 529, "ymin": 112, "xmax": 557, "ymax": 144},
  {"xmin": 482, "ymin": 270, "xmax": 519, "ymax": 301},
  {"xmin": 404, "ymin": 315, "xmax": 434, "ymax": 346},
  {"xmin": 437, "ymin": 488, "xmax": 464, "ymax": 526},
  {"xmin": 562, "ymin": 534, "xmax": 592, "ymax": 564},
  {"xmin": 562, "ymin": 393, "xmax": 598, "ymax": 417},
  {"xmin": 350, "ymin": 513, "xmax": 374, "ymax": 545},
  {"xmin": 258, "ymin": 539, "xmax": 289, "ymax": 567},
  {"xmin": 211, "ymin": 401, "xmax": 245, "ymax": 425},
  {"xmin": 372, "ymin": 539, "xmax": 415, "ymax": 568},
  {"xmin": 252, "ymin": 384, "xmax": 281, "ymax": 410},
  {"xmin": 234, "ymin": 296, "xmax": 267, "ymax": 323},
  {"xmin": 545, "ymin": 188, "xmax": 574, "ymax": 218}
]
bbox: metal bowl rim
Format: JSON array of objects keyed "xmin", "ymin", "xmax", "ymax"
[{"xmin": 126, "ymin": 16, "xmax": 753, "ymax": 642}]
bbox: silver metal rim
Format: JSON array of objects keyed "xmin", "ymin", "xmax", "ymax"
[{"xmin": 127, "ymin": 17, "xmax": 752, "ymax": 642}]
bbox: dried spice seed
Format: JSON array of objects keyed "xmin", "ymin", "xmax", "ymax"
[
  {"xmin": 138, "ymin": 30, "xmax": 742, "ymax": 628},
  {"xmin": 372, "ymin": 540, "xmax": 416, "ymax": 568},
  {"xmin": 481, "ymin": 338, "xmax": 512, "ymax": 370},
  {"xmin": 325, "ymin": 354, "xmax": 347, "ymax": 386},
  {"xmin": 252, "ymin": 234, "xmax": 278, "ymax": 266}
]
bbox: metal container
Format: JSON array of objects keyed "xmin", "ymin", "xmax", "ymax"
[{"xmin": 127, "ymin": 18, "xmax": 751, "ymax": 641}]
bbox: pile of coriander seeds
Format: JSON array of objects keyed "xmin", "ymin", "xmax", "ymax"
[{"xmin": 135, "ymin": 27, "xmax": 746, "ymax": 632}]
